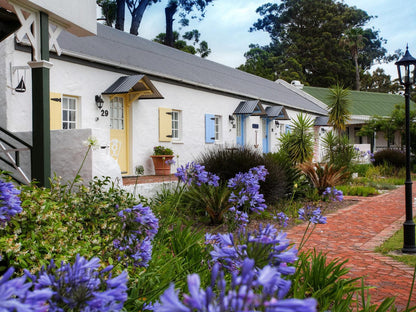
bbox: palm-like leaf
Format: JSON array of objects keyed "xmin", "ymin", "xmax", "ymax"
[
  {"xmin": 327, "ymin": 84, "xmax": 351, "ymax": 134},
  {"xmin": 298, "ymin": 162, "xmax": 348, "ymax": 193}
]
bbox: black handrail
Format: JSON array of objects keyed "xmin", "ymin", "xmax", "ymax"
[{"xmin": 0, "ymin": 126, "xmax": 32, "ymax": 148}]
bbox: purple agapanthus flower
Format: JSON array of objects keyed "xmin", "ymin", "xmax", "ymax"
[
  {"xmin": 175, "ymin": 162, "xmax": 220, "ymax": 187},
  {"xmin": 151, "ymin": 259, "xmax": 317, "ymax": 312},
  {"xmin": 114, "ymin": 204, "xmax": 159, "ymax": 267},
  {"xmin": 0, "ymin": 179, "xmax": 22, "ymax": 227},
  {"xmin": 274, "ymin": 212, "xmax": 289, "ymax": 228},
  {"xmin": 322, "ymin": 187, "xmax": 343, "ymax": 202},
  {"xmin": 228, "ymin": 166, "xmax": 268, "ymax": 214},
  {"xmin": 207, "ymin": 223, "xmax": 297, "ymax": 275},
  {"xmin": 298, "ymin": 206, "xmax": 327, "ymax": 224},
  {"xmin": 0, "ymin": 267, "xmax": 53, "ymax": 312},
  {"xmin": 28, "ymin": 255, "xmax": 128, "ymax": 312}
]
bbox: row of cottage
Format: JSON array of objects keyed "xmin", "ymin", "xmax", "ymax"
[{"xmin": 0, "ymin": 23, "xmax": 405, "ymax": 183}]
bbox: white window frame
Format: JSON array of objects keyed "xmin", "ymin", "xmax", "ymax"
[
  {"xmin": 171, "ymin": 110, "xmax": 182, "ymax": 141},
  {"xmin": 215, "ymin": 115, "xmax": 222, "ymax": 141},
  {"xmin": 62, "ymin": 96, "xmax": 78, "ymax": 129},
  {"xmin": 110, "ymin": 97, "xmax": 124, "ymax": 130}
]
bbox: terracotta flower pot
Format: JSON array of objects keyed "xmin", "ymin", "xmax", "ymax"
[{"xmin": 151, "ymin": 155, "xmax": 174, "ymax": 175}]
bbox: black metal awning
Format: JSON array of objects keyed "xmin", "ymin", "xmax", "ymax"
[
  {"xmin": 102, "ymin": 74, "xmax": 163, "ymax": 99},
  {"xmin": 264, "ymin": 106, "xmax": 289, "ymax": 120},
  {"xmin": 233, "ymin": 100, "xmax": 266, "ymax": 116}
]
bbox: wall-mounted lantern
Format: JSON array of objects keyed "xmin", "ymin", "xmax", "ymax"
[{"xmin": 95, "ymin": 95, "xmax": 104, "ymax": 109}]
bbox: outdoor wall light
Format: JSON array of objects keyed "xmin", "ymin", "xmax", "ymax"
[
  {"xmin": 274, "ymin": 120, "xmax": 279, "ymax": 126},
  {"xmin": 229, "ymin": 115, "xmax": 235, "ymax": 122},
  {"xmin": 95, "ymin": 95, "xmax": 104, "ymax": 109},
  {"xmin": 395, "ymin": 45, "xmax": 416, "ymax": 253}
]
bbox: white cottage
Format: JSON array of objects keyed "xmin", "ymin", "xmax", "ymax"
[{"xmin": 1, "ymin": 23, "xmax": 328, "ymax": 182}]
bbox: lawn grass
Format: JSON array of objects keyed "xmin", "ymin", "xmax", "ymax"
[{"xmin": 375, "ymin": 219, "xmax": 416, "ymax": 267}]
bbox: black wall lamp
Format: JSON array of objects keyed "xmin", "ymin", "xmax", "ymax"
[
  {"xmin": 274, "ymin": 120, "xmax": 279, "ymax": 126},
  {"xmin": 95, "ymin": 95, "xmax": 104, "ymax": 109}
]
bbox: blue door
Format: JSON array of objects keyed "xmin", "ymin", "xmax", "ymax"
[
  {"xmin": 236, "ymin": 115, "xmax": 245, "ymax": 146},
  {"xmin": 262, "ymin": 119, "xmax": 269, "ymax": 153}
]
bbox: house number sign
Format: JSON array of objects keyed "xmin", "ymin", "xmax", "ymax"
[{"xmin": 101, "ymin": 109, "xmax": 109, "ymax": 117}]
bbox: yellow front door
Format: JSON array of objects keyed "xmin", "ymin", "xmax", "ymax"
[{"xmin": 110, "ymin": 96, "xmax": 129, "ymax": 174}]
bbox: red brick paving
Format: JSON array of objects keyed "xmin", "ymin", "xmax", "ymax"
[
  {"xmin": 286, "ymin": 185, "xmax": 416, "ymax": 311},
  {"xmin": 122, "ymin": 174, "xmax": 178, "ymax": 185}
]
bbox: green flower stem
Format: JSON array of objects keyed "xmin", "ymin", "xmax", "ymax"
[{"xmin": 68, "ymin": 145, "xmax": 91, "ymax": 193}]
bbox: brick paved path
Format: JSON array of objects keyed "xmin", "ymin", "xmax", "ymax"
[{"xmin": 286, "ymin": 185, "xmax": 416, "ymax": 310}]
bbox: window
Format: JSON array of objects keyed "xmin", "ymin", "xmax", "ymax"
[
  {"xmin": 236, "ymin": 115, "xmax": 242, "ymax": 136},
  {"xmin": 158, "ymin": 107, "xmax": 181, "ymax": 142},
  {"xmin": 62, "ymin": 96, "xmax": 77, "ymax": 129},
  {"xmin": 215, "ymin": 115, "xmax": 222, "ymax": 141},
  {"xmin": 171, "ymin": 110, "xmax": 181, "ymax": 140},
  {"xmin": 205, "ymin": 114, "xmax": 222, "ymax": 143},
  {"xmin": 110, "ymin": 97, "xmax": 124, "ymax": 130}
]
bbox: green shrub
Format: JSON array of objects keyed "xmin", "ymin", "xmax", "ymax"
[
  {"xmin": 197, "ymin": 146, "xmax": 289, "ymax": 203},
  {"xmin": 0, "ymin": 177, "xmax": 144, "ymax": 274},
  {"xmin": 350, "ymin": 163, "xmax": 373, "ymax": 177},
  {"xmin": 337, "ymin": 185, "xmax": 378, "ymax": 197},
  {"xmin": 322, "ymin": 132, "xmax": 357, "ymax": 174},
  {"xmin": 373, "ymin": 149, "xmax": 405, "ymax": 168}
]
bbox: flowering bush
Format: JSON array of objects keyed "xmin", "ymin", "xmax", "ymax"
[
  {"xmin": 206, "ymin": 223, "xmax": 297, "ymax": 275},
  {"xmin": 322, "ymin": 186, "xmax": 344, "ymax": 202},
  {"xmin": 151, "ymin": 258, "xmax": 317, "ymax": 312},
  {"xmin": 114, "ymin": 204, "xmax": 159, "ymax": 268},
  {"xmin": 0, "ymin": 179, "xmax": 22, "ymax": 228},
  {"xmin": 175, "ymin": 162, "xmax": 220, "ymax": 186},
  {"xmin": 153, "ymin": 146, "xmax": 173, "ymax": 155}
]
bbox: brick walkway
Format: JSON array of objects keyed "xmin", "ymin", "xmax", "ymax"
[
  {"xmin": 286, "ymin": 185, "xmax": 416, "ymax": 310},
  {"xmin": 122, "ymin": 174, "xmax": 178, "ymax": 185}
]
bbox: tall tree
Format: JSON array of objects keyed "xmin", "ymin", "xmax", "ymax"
[
  {"xmin": 163, "ymin": 0, "xmax": 213, "ymax": 47},
  {"xmin": 243, "ymin": 0, "xmax": 387, "ymax": 88},
  {"xmin": 97, "ymin": 0, "xmax": 117, "ymax": 26},
  {"xmin": 327, "ymin": 84, "xmax": 351, "ymax": 135},
  {"xmin": 126, "ymin": 0, "xmax": 160, "ymax": 35},
  {"xmin": 340, "ymin": 27, "xmax": 366, "ymax": 90},
  {"xmin": 154, "ymin": 30, "xmax": 211, "ymax": 57},
  {"xmin": 361, "ymin": 68, "xmax": 401, "ymax": 93},
  {"xmin": 115, "ymin": 0, "xmax": 125, "ymax": 30}
]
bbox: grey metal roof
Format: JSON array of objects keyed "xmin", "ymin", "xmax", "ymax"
[
  {"xmin": 102, "ymin": 74, "xmax": 163, "ymax": 98},
  {"xmin": 264, "ymin": 106, "xmax": 289, "ymax": 119},
  {"xmin": 314, "ymin": 116, "xmax": 329, "ymax": 126},
  {"xmin": 57, "ymin": 24, "xmax": 327, "ymax": 115},
  {"xmin": 234, "ymin": 100, "xmax": 266, "ymax": 115}
]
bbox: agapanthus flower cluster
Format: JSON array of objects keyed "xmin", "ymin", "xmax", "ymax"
[
  {"xmin": 165, "ymin": 159, "xmax": 176, "ymax": 165},
  {"xmin": 322, "ymin": 187, "xmax": 343, "ymax": 202},
  {"xmin": 298, "ymin": 206, "xmax": 327, "ymax": 224},
  {"xmin": 206, "ymin": 223, "xmax": 297, "ymax": 275},
  {"xmin": 274, "ymin": 211, "xmax": 289, "ymax": 228},
  {"xmin": 0, "ymin": 179, "xmax": 22, "ymax": 228},
  {"xmin": 24, "ymin": 255, "xmax": 128, "ymax": 312},
  {"xmin": 0, "ymin": 267, "xmax": 53, "ymax": 312},
  {"xmin": 151, "ymin": 258, "xmax": 317, "ymax": 312},
  {"xmin": 175, "ymin": 162, "xmax": 220, "ymax": 186},
  {"xmin": 227, "ymin": 165, "xmax": 268, "ymax": 214},
  {"xmin": 114, "ymin": 204, "xmax": 159, "ymax": 267}
]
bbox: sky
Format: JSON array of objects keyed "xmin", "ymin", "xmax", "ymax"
[{"xmin": 107, "ymin": 0, "xmax": 416, "ymax": 79}]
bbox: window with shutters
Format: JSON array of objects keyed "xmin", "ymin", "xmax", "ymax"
[
  {"xmin": 62, "ymin": 96, "xmax": 77, "ymax": 129},
  {"xmin": 215, "ymin": 115, "xmax": 222, "ymax": 141},
  {"xmin": 171, "ymin": 110, "xmax": 181, "ymax": 140}
]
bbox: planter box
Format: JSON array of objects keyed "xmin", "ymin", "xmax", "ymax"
[{"xmin": 150, "ymin": 155, "xmax": 174, "ymax": 175}]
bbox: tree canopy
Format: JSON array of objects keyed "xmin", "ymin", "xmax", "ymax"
[
  {"xmin": 154, "ymin": 30, "xmax": 211, "ymax": 57},
  {"xmin": 239, "ymin": 0, "xmax": 388, "ymax": 88}
]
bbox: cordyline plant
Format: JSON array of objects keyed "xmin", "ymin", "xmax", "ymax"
[{"xmin": 298, "ymin": 162, "xmax": 348, "ymax": 194}]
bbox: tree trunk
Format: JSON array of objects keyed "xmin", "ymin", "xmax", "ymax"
[
  {"xmin": 164, "ymin": 2, "xmax": 178, "ymax": 47},
  {"xmin": 115, "ymin": 0, "xmax": 125, "ymax": 30},
  {"xmin": 353, "ymin": 53, "xmax": 361, "ymax": 91},
  {"xmin": 129, "ymin": 0, "xmax": 150, "ymax": 35}
]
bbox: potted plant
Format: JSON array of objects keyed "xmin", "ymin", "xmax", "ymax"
[{"xmin": 150, "ymin": 146, "xmax": 175, "ymax": 175}]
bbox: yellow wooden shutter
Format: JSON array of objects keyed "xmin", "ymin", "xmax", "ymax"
[
  {"xmin": 50, "ymin": 92, "xmax": 62, "ymax": 130},
  {"xmin": 158, "ymin": 107, "xmax": 172, "ymax": 142}
]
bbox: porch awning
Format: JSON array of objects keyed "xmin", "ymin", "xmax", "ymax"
[
  {"xmin": 233, "ymin": 100, "xmax": 266, "ymax": 116},
  {"xmin": 264, "ymin": 106, "xmax": 289, "ymax": 120},
  {"xmin": 102, "ymin": 74, "xmax": 163, "ymax": 99}
]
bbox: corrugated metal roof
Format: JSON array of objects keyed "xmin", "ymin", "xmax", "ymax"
[
  {"xmin": 102, "ymin": 74, "xmax": 163, "ymax": 98},
  {"xmin": 303, "ymin": 86, "xmax": 413, "ymax": 116},
  {"xmin": 103, "ymin": 75, "xmax": 145, "ymax": 94},
  {"xmin": 314, "ymin": 116, "xmax": 329, "ymax": 126},
  {"xmin": 234, "ymin": 100, "xmax": 266, "ymax": 115},
  {"xmin": 264, "ymin": 106, "xmax": 289, "ymax": 119},
  {"xmin": 56, "ymin": 24, "xmax": 327, "ymax": 116}
]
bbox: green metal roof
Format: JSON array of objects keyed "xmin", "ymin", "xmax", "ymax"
[{"xmin": 303, "ymin": 86, "xmax": 410, "ymax": 116}]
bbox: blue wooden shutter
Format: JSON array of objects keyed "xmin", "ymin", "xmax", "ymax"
[{"xmin": 205, "ymin": 114, "xmax": 215, "ymax": 143}]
